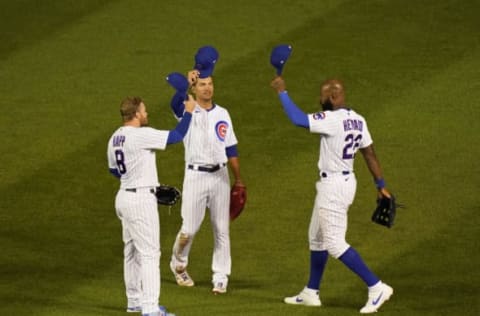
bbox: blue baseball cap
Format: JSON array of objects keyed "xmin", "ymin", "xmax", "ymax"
[
  {"xmin": 166, "ymin": 72, "xmax": 189, "ymax": 93},
  {"xmin": 270, "ymin": 44, "xmax": 292, "ymax": 75},
  {"xmin": 194, "ymin": 46, "xmax": 219, "ymax": 78}
]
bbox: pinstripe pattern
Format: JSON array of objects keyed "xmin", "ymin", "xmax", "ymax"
[
  {"xmin": 116, "ymin": 190, "xmax": 160, "ymax": 314},
  {"xmin": 310, "ymin": 175, "xmax": 356, "ymax": 258},
  {"xmin": 171, "ymin": 165, "xmax": 231, "ymax": 278},
  {"xmin": 171, "ymin": 103, "xmax": 235, "ymax": 286},
  {"xmin": 108, "ymin": 126, "xmax": 168, "ymax": 189},
  {"xmin": 108, "ymin": 125, "xmax": 169, "ymax": 314},
  {"xmin": 182, "ymin": 104, "xmax": 237, "ymax": 164},
  {"xmin": 308, "ymin": 109, "xmax": 372, "ymax": 175},
  {"xmin": 306, "ymin": 108, "xmax": 371, "ymax": 259}
]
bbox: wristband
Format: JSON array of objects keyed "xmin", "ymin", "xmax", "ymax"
[{"xmin": 375, "ymin": 178, "xmax": 385, "ymax": 189}]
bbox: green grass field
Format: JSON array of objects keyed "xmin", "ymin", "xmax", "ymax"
[{"xmin": 1, "ymin": 0, "xmax": 479, "ymax": 315}]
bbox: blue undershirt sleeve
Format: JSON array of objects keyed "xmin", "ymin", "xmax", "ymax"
[
  {"xmin": 170, "ymin": 92, "xmax": 186, "ymax": 119},
  {"xmin": 226, "ymin": 145, "xmax": 238, "ymax": 158},
  {"xmin": 167, "ymin": 112, "xmax": 192, "ymax": 144},
  {"xmin": 278, "ymin": 91, "xmax": 309, "ymax": 128},
  {"xmin": 109, "ymin": 168, "xmax": 121, "ymax": 178}
]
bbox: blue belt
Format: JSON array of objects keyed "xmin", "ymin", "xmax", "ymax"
[{"xmin": 321, "ymin": 171, "xmax": 350, "ymax": 178}]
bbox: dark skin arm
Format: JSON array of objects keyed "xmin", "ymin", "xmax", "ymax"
[{"xmin": 360, "ymin": 144, "xmax": 391, "ymax": 198}]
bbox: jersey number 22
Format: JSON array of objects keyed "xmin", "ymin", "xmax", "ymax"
[{"xmin": 343, "ymin": 134, "xmax": 362, "ymax": 159}]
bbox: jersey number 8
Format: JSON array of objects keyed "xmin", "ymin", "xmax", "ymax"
[{"xmin": 115, "ymin": 149, "xmax": 127, "ymax": 174}]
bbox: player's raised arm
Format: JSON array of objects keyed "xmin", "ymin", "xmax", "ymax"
[
  {"xmin": 166, "ymin": 94, "xmax": 195, "ymax": 145},
  {"xmin": 170, "ymin": 92, "xmax": 186, "ymax": 119},
  {"xmin": 166, "ymin": 72, "xmax": 192, "ymax": 119},
  {"xmin": 270, "ymin": 76, "xmax": 309, "ymax": 128}
]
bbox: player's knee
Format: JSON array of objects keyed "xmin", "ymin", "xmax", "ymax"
[
  {"xmin": 181, "ymin": 222, "xmax": 202, "ymax": 236},
  {"xmin": 210, "ymin": 215, "xmax": 229, "ymax": 230},
  {"xmin": 178, "ymin": 232, "xmax": 191, "ymax": 248},
  {"xmin": 138, "ymin": 249, "xmax": 161, "ymax": 262},
  {"xmin": 214, "ymin": 232, "xmax": 230, "ymax": 247},
  {"xmin": 325, "ymin": 241, "xmax": 350, "ymax": 259},
  {"xmin": 213, "ymin": 223, "xmax": 229, "ymax": 236},
  {"xmin": 309, "ymin": 240, "xmax": 324, "ymax": 251},
  {"xmin": 175, "ymin": 231, "xmax": 195, "ymax": 254}
]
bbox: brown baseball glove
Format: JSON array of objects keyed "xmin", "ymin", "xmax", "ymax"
[{"xmin": 230, "ymin": 184, "xmax": 247, "ymax": 221}]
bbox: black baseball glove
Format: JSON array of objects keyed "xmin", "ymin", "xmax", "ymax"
[
  {"xmin": 155, "ymin": 185, "xmax": 181, "ymax": 206},
  {"xmin": 371, "ymin": 194, "xmax": 398, "ymax": 228}
]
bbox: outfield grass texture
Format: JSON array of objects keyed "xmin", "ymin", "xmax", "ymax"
[{"xmin": 0, "ymin": 0, "xmax": 479, "ymax": 315}]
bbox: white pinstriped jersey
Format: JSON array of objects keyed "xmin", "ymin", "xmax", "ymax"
[
  {"xmin": 183, "ymin": 103, "xmax": 237, "ymax": 164},
  {"xmin": 170, "ymin": 102, "xmax": 235, "ymax": 283},
  {"xmin": 107, "ymin": 126, "xmax": 169, "ymax": 189},
  {"xmin": 308, "ymin": 108, "xmax": 372, "ymax": 174}
]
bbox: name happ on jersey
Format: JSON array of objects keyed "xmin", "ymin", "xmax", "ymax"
[{"xmin": 112, "ymin": 135, "xmax": 125, "ymax": 147}]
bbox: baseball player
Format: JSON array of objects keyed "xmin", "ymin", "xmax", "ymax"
[
  {"xmin": 168, "ymin": 67, "xmax": 244, "ymax": 294},
  {"xmin": 271, "ymin": 76, "xmax": 393, "ymax": 313},
  {"xmin": 107, "ymin": 95, "xmax": 195, "ymax": 316}
]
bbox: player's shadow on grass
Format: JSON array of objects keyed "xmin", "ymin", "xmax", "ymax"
[{"xmin": 163, "ymin": 277, "xmax": 268, "ymax": 294}]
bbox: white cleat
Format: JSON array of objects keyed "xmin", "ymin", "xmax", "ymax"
[
  {"xmin": 170, "ymin": 263, "xmax": 194, "ymax": 287},
  {"xmin": 142, "ymin": 306, "xmax": 175, "ymax": 316},
  {"xmin": 284, "ymin": 288, "xmax": 321, "ymax": 306},
  {"xmin": 212, "ymin": 282, "xmax": 227, "ymax": 294},
  {"xmin": 360, "ymin": 283, "xmax": 393, "ymax": 314}
]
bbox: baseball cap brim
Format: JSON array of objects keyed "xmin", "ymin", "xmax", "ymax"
[
  {"xmin": 166, "ymin": 72, "xmax": 189, "ymax": 93},
  {"xmin": 270, "ymin": 44, "xmax": 292, "ymax": 75}
]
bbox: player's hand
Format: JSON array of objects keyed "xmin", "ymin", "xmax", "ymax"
[
  {"xmin": 234, "ymin": 178, "xmax": 246, "ymax": 187},
  {"xmin": 187, "ymin": 70, "xmax": 200, "ymax": 86},
  {"xmin": 378, "ymin": 187, "xmax": 391, "ymax": 199},
  {"xmin": 271, "ymin": 76, "xmax": 286, "ymax": 93},
  {"xmin": 183, "ymin": 94, "xmax": 196, "ymax": 113}
]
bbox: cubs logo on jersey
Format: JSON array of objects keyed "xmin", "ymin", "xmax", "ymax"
[
  {"xmin": 313, "ymin": 112, "xmax": 326, "ymax": 120},
  {"xmin": 215, "ymin": 121, "xmax": 228, "ymax": 141}
]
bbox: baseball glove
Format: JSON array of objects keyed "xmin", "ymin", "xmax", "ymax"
[
  {"xmin": 155, "ymin": 185, "xmax": 181, "ymax": 206},
  {"xmin": 230, "ymin": 184, "xmax": 247, "ymax": 221},
  {"xmin": 371, "ymin": 194, "xmax": 399, "ymax": 228}
]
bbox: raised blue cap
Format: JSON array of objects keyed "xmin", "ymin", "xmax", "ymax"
[
  {"xmin": 166, "ymin": 72, "xmax": 189, "ymax": 93},
  {"xmin": 194, "ymin": 45, "xmax": 219, "ymax": 78},
  {"xmin": 270, "ymin": 44, "xmax": 292, "ymax": 75}
]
